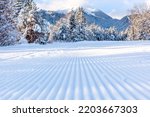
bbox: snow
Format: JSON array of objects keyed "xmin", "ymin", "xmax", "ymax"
[
  {"xmin": 84, "ymin": 7, "xmax": 98, "ymax": 16},
  {"xmin": 33, "ymin": 24, "xmax": 42, "ymax": 32},
  {"xmin": 0, "ymin": 41, "xmax": 150, "ymax": 100}
]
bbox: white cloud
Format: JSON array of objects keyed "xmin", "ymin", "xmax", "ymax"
[
  {"xmin": 37, "ymin": 3, "xmax": 51, "ymax": 10},
  {"xmin": 36, "ymin": 0, "xmax": 150, "ymax": 18},
  {"xmin": 108, "ymin": 9, "xmax": 125, "ymax": 19},
  {"xmin": 37, "ymin": 0, "xmax": 88, "ymax": 11},
  {"xmin": 123, "ymin": 0, "xmax": 130, "ymax": 5}
]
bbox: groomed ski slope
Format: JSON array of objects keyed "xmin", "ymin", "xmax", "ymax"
[{"xmin": 0, "ymin": 41, "xmax": 150, "ymax": 100}]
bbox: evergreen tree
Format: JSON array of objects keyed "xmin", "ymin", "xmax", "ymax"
[
  {"xmin": 48, "ymin": 15, "xmax": 69, "ymax": 42},
  {"xmin": 75, "ymin": 7, "xmax": 86, "ymax": 41},
  {"xmin": 17, "ymin": 0, "xmax": 36, "ymax": 32},
  {"xmin": 0, "ymin": 0, "xmax": 19, "ymax": 46},
  {"xmin": 106, "ymin": 27, "xmax": 118, "ymax": 41},
  {"xmin": 13, "ymin": 0, "xmax": 25, "ymax": 18},
  {"xmin": 16, "ymin": 0, "xmax": 37, "ymax": 43},
  {"xmin": 68, "ymin": 11, "xmax": 76, "ymax": 41},
  {"xmin": 16, "ymin": 0, "xmax": 50, "ymax": 44},
  {"xmin": 86, "ymin": 24, "xmax": 104, "ymax": 41},
  {"xmin": 57, "ymin": 25, "xmax": 69, "ymax": 41},
  {"xmin": 33, "ymin": 12, "xmax": 51, "ymax": 44}
]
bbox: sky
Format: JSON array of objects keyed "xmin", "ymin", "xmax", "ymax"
[{"xmin": 36, "ymin": 0, "xmax": 150, "ymax": 19}]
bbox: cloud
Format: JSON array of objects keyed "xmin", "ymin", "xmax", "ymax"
[
  {"xmin": 36, "ymin": 0, "xmax": 150, "ymax": 18},
  {"xmin": 37, "ymin": 3, "xmax": 51, "ymax": 10},
  {"xmin": 37, "ymin": 0, "xmax": 88, "ymax": 11},
  {"xmin": 123, "ymin": 0, "xmax": 130, "ymax": 5},
  {"xmin": 108, "ymin": 9, "xmax": 126, "ymax": 19}
]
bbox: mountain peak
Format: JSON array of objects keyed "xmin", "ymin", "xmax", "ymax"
[{"xmin": 55, "ymin": 6, "xmax": 99, "ymax": 14}]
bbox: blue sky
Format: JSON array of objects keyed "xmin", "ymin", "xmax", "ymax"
[{"xmin": 35, "ymin": 0, "xmax": 150, "ymax": 19}]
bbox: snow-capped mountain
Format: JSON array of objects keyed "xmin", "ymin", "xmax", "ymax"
[
  {"xmin": 38, "ymin": 7, "xmax": 130, "ymax": 31},
  {"xmin": 115, "ymin": 16, "xmax": 131, "ymax": 31},
  {"xmin": 84, "ymin": 9, "xmax": 118, "ymax": 28},
  {"xmin": 81, "ymin": 8, "xmax": 130, "ymax": 31}
]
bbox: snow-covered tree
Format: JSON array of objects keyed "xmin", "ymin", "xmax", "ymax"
[
  {"xmin": 33, "ymin": 12, "xmax": 51, "ymax": 44},
  {"xmin": 13, "ymin": 0, "xmax": 25, "ymax": 18},
  {"xmin": 16, "ymin": 0, "xmax": 37, "ymax": 35},
  {"xmin": 119, "ymin": 30, "xmax": 128, "ymax": 41},
  {"xmin": 105, "ymin": 27, "xmax": 118, "ymax": 41},
  {"xmin": 50, "ymin": 8, "xmax": 88, "ymax": 42},
  {"xmin": 15, "ymin": 0, "xmax": 51, "ymax": 44},
  {"xmin": 0, "ymin": 0, "xmax": 20, "ymax": 46},
  {"xmin": 75, "ymin": 7, "xmax": 86, "ymax": 41},
  {"xmin": 68, "ymin": 11, "xmax": 77, "ymax": 41},
  {"xmin": 85, "ymin": 24, "xmax": 104, "ymax": 41},
  {"xmin": 128, "ymin": 3, "xmax": 150, "ymax": 40},
  {"xmin": 55, "ymin": 25, "xmax": 70, "ymax": 41},
  {"xmin": 48, "ymin": 14, "xmax": 69, "ymax": 42}
]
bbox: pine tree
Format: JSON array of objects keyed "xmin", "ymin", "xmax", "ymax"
[
  {"xmin": 17, "ymin": 0, "xmax": 36, "ymax": 42},
  {"xmin": 16, "ymin": 0, "xmax": 36, "ymax": 32},
  {"xmin": 34, "ymin": 12, "xmax": 51, "ymax": 44},
  {"xmin": 106, "ymin": 27, "xmax": 118, "ymax": 41},
  {"xmin": 68, "ymin": 11, "xmax": 76, "ymax": 41},
  {"xmin": 15, "ymin": 0, "xmax": 51, "ymax": 44},
  {"xmin": 86, "ymin": 24, "xmax": 104, "ymax": 41},
  {"xmin": 49, "ymin": 15, "xmax": 70, "ymax": 42},
  {"xmin": 13, "ymin": 0, "xmax": 25, "ymax": 18},
  {"xmin": 75, "ymin": 7, "xmax": 86, "ymax": 41},
  {"xmin": 119, "ymin": 30, "xmax": 128, "ymax": 41},
  {"xmin": 0, "ymin": 0, "xmax": 19, "ymax": 46}
]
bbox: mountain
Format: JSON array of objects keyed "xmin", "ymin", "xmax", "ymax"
[
  {"xmin": 115, "ymin": 16, "xmax": 131, "ymax": 31},
  {"xmin": 38, "ymin": 9, "xmax": 65, "ymax": 24},
  {"xmin": 38, "ymin": 8, "xmax": 130, "ymax": 31},
  {"xmin": 84, "ymin": 8, "xmax": 118, "ymax": 28},
  {"xmin": 83, "ymin": 8, "xmax": 130, "ymax": 31}
]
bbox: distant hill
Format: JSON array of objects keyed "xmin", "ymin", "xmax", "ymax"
[{"xmin": 37, "ymin": 7, "xmax": 130, "ymax": 31}]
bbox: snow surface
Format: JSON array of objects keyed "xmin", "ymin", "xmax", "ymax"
[{"xmin": 0, "ymin": 41, "xmax": 150, "ymax": 100}]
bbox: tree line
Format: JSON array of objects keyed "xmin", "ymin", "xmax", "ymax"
[{"xmin": 0, "ymin": 0, "xmax": 150, "ymax": 46}]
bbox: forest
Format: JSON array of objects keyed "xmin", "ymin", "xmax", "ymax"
[{"xmin": 0, "ymin": 0, "xmax": 150, "ymax": 46}]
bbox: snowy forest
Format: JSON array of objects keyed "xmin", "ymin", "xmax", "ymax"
[{"xmin": 0, "ymin": 0, "xmax": 150, "ymax": 46}]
